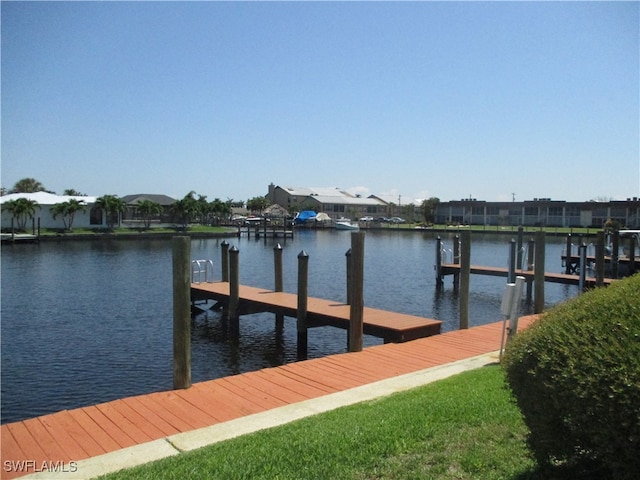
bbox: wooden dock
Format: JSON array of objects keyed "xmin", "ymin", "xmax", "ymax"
[
  {"xmin": 191, "ymin": 282, "xmax": 442, "ymax": 342},
  {"xmin": 439, "ymin": 264, "xmax": 614, "ymax": 286},
  {"xmin": 561, "ymin": 254, "xmax": 636, "ymax": 275},
  {"xmin": 0, "ymin": 315, "xmax": 538, "ymax": 479},
  {"xmin": 0, "ymin": 233, "xmax": 39, "ymax": 244}
]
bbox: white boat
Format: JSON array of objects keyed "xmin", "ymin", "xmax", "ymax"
[{"xmin": 334, "ymin": 219, "xmax": 359, "ymax": 231}]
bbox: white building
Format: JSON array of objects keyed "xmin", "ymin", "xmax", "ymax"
[{"xmin": 0, "ymin": 191, "xmax": 104, "ymax": 230}]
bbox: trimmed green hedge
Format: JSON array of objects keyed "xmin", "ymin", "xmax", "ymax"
[{"xmin": 502, "ymin": 274, "xmax": 640, "ymax": 479}]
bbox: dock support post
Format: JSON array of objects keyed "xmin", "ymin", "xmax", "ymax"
[
  {"xmin": 629, "ymin": 235, "xmax": 636, "ymax": 275},
  {"xmin": 611, "ymin": 230, "xmax": 620, "ymax": 279},
  {"xmin": 508, "ymin": 238, "xmax": 516, "ymax": 284},
  {"xmin": 565, "ymin": 234, "xmax": 572, "ymax": 274},
  {"xmin": 453, "ymin": 235, "xmax": 460, "ymax": 289},
  {"xmin": 229, "ymin": 246, "xmax": 240, "ymax": 337},
  {"xmin": 578, "ymin": 243, "xmax": 587, "ymax": 291},
  {"xmin": 172, "ymin": 236, "xmax": 191, "ymax": 390},
  {"xmin": 595, "ymin": 231, "xmax": 605, "ymax": 287},
  {"xmin": 534, "ymin": 231, "xmax": 545, "ymax": 313},
  {"xmin": 526, "ymin": 238, "xmax": 534, "ymax": 302},
  {"xmin": 435, "ymin": 236, "xmax": 443, "ymax": 289},
  {"xmin": 453, "ymin": 234, "xmax": 460, "ymax": 264},
  {"xmin": 459, "ymin": 231, "xmax": 470, "ymax": 329},
  {"xmin": 345, "ymin": 248, "xmax": 352, "ymax": 304},
  {"xmin": 220, "ymin": 241, "xmax": 229, "ymax": 282},
  {"xmin": 349, "ymin": 231, "xmax": 365, "ymax": 352},
  {"xmin": 274, "ymin": 243, "xmax": 284, "ymax": 332},
  {"xmin": 517, "ymin": 226, "xmax": 524, "ymax": 271},
  {"xmin": 297, "ymin": 250, "xmax": 309, "ymax": 360}
]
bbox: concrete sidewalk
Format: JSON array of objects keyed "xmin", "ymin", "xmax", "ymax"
[{"xmin": 23, "ymin": 352, "xmax": 501, "ymax": 479}]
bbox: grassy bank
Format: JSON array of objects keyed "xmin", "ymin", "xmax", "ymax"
[
  {"xmin": 30, "ymin": 225, "xmax": 236, "ymax": 239},
  {"xmin": 99, "ymin": 366, "xmax": 539, "ymax": 480}
]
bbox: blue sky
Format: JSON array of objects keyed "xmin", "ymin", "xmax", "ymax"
[{"xmin": 2, "ymin": 1, "xmax": 638, "ymax": 204}]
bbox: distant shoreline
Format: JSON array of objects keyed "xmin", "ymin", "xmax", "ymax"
[{"xmin": 2, "ymin": 224, "xmax": 603, "ymax": 244}]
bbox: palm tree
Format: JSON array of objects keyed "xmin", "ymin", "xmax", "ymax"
[
  {"xmin": 63, "ymin": 189, "xmax": 86, "ymax": 196},
  {"xmin": 94, "ymin": 195, "xmax": 127, "ymax": 230},
  {"xmin": 135, "ymin": 199, "xmax": 163, "ymax": 229},
  {"xmin": 421, "ymin": 197, "xmax": 440, "ymax": 225},
  {"xmin": 50, "ymin": 199, "xmax": 86, "ymax": 231},
  {"xmin": 210, "ymin": 198, "xmax": 232, "ymax": 225},
  {"xmin": 3, "ymin": 198, "xmax": 40, "ymax": 230},
  {"xmin": 11, "ymin": 178, "xmax": 46, "ymax": 193},
  {"xmin": 246, "ymin": 196, "xmax": 270, "ymax": 215},
  {"xmin": 169, "ymin": 192, "xmax": 200, "ymax": 229}
]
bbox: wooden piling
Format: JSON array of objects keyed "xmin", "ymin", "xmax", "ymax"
[
  {"xmin": 578, "ymin": 243, "xmax": 587, "ymax": 291},
  {"xmin": 453, "ymin": 234, "xmax": 460, "ymax": 264},
  {"xmin": 297, "ymin": 250, "xmax": 309, "ymax": 359},
  {"xmin": 508, "ymin": 238, "xmax": 516, "ymax": 284},
  {"xmin": 274, "ymin": 243, "xmax": 284, "ymax": 331},
  {"xmin": 629, "ymin": 235, "xmax": 636, "ymax": 275},
  {"xmin": 435, "ymin": 236, "xmax": 443, "ymax": 289},
  {"xmin": 534, "ymin": 231, "xmax": 545, "ymax": 313},
  {"xmin": 229, "ymin": 246, "xmax": 240, "ymax": 336},
  {"xmin": 595, "ymin": 231, "xmax": 605, "ymax": 287},
  {"xmin": 459, "ymin": 231, "xmax": 470, "ymax": 329},
  {"xmin": 526, "ymin": 238, "xmax": 535, "ymax": 302},
  {"xmin": 172, "ymin": 236, "xmax": 191, "ymax": 390},
  {"xmin": 565, "ymin": 234, "xmax": 572, "ymax": 274},
  {"xmin": 516, "ymin": 226, "xmax": 524, "ymax": 271},
  {"xmin": 349, "ymin": 231, "xmax": 365, "ymax": 351},
  {"xmin": 345, "ymin": 248, "xmax": 352, "ymax": 305},
  {"xmin": 611, "ymin": 230, "xmax": 619, "ymax": 279},
  {"xmin": 453, "ymin": 235, "xmax": 460, "ymax": 289},
  {"xmin": 220, "ymin": 241, "xmax": 229, "ymax": 282}
]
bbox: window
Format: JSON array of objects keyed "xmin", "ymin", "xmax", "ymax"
[
  {"xmin": 89, "ymin": 207, "xmax": 102, "ymax": 225},
  {"xmin": 548, "ymin": 207, "xmax": 563, "ymax": 217}
]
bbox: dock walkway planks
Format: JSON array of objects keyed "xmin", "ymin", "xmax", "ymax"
[
  {"xmin": 1, "ymin": 315, "xmax": 538, "ymax": 479},
  {"xmin": 440, "ymin": 263, "xmax": 613, "ymax": 286},
  {"xmin": 191, "ymin": 282, "xmax": 443, "ymax": 342}
]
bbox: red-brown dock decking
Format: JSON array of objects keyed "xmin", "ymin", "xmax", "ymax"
[
  {"xmin": 1, "ymin": 315, "xmax": 538, "ymax": 479},
  {"xmin": 440, "ymin": 263, "xmax": 614, "ymax": 286},
  {"xmin": 191, "ymin": 282, "xmax": 443, "ymax": 342}
]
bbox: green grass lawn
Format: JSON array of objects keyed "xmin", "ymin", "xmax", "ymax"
[
  {"xmin": 99, "ymin": 366, "xmax": 539, "ymax": 480},
  {"xmin": 37, "ymin": 225, "xmax": 234, "ymax": 236}
]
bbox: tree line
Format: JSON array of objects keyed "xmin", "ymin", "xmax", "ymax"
[
  {"xmin": 1, "ymin": 177, "xmax": 270, "ymax": 232},
  {"xmin": 2, "ymin": 177, "xmax": 440, "ymax": 231}
]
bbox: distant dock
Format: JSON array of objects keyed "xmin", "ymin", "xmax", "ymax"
[
  {"xmin": 438, "ymin": 263, "xmax": 613, "ymax": 287},
  {"xmin": 0, "ymin": 233, "xmax": 39, "ymax": 244}
]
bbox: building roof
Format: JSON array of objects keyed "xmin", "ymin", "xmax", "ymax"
[
  {"xmin": 121, "ymin": 194, "xmax": 176, "ymax": 206},
  {"xmin": 277, "ymin": 186, "xmax": 384, "ymax": 206},
  {"xmin": 0, "ymin": 191, "xmax": 97, "ymax": 205},
  {"xmin": 263, "ymin": 203, "xmax": 290, "ymax": 217},
  {"xmin": 310, "ymin": 195, "xmax": 383, "ymax": 206},
  {"xmin": 369, "ymin": 194, "xmax": 424, "ymax": 206}
]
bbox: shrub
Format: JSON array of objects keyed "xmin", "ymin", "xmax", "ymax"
[{"xmin": 502, "ymin": 273, "xmax": 640, "ymax": 479}]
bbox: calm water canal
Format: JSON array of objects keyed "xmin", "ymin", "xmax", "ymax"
[{"xmin": 1, "ymin": 230, "xmax": 579, "ymax": 424}]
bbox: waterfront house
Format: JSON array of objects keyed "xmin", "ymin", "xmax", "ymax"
[{"xmin": 0, "ymin": 191, "xmax": 103, "ymax": 230}]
